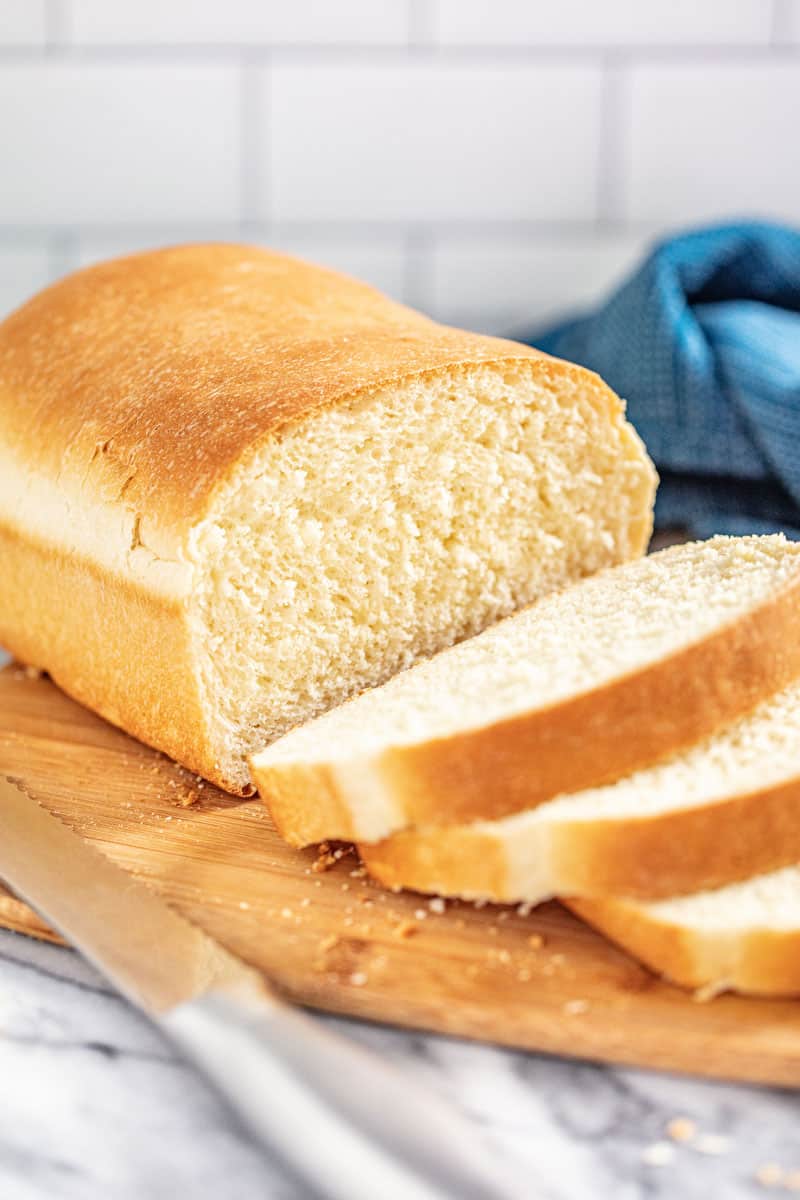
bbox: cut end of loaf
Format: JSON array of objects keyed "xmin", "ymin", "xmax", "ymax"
[
  {"xmin": 254, "ymin": 532, "xmax": 800, "ymax": 843},
  {"xmin": 191, "ymin": 360, "xmax": 654, "ymax": 791}
]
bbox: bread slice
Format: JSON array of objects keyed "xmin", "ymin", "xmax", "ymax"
[
  {"xmin": 252, "ymin": 535, "xmax": 800, "ymax": 845},
  {"xmin": 361, "ymin": 679, "xmax": 800, "ymax": 901},
  {"xmin": 0, "ymin": 243, "xmax": 655, "ymax": 794},
  {"xmin": 568, "ymin": 867, "xmax": 800, "ymax": 997}
]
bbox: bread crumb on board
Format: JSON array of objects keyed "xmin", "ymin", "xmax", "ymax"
[
  {"xmin": 527, "ymin": 933, "xmax": 545, "ymax": 950},
  {"xmin": 562, "ymin": 999, "xmax": 589, "ymax": 1016},
  {"xmin": 392, "ymin": 920, "xmax": 418, "ymax": 940},
  {"xmin": 311, "ymin": 841, "xmax": 354, "ymax": 873}
]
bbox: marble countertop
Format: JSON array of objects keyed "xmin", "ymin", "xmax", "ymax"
[{"xmin": 1, "ymin": 927, "xmax": 799, "ymax": 1200}]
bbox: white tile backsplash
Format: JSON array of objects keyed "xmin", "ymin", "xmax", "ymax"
[
  {"xmin": 0, "ymin": 64, "xmax": 241, "ymax": 225},
  {"xmin": 0, "ymin": 245, "xmax": 53, "ymax": 318},
  {"xmin": 428, "ymin": 232, "xmax": 650, "ymax": 335},
  {"xmin": 267, "ymin": 232, "xmax": 409, "ymax": 299},
  {"xmin": 68, "ymin": 0, "xmax": 408, "ymax": 46},
  {"xmin": 268, "ymin": 62, "xmax": 603, "ymax": 222},
  {"xmin": 784, "ymin": 0, "xmax": 800, "ymax": 42},
  {"xmin": 0, "ymin": 0, "xmax": 796, "ymax": 330},
  {"xmin": 71, "ymin": 229, "xmax": 253, "ymax": 272},
  {"xmin": 432, "ymin": 0, "xmax": 772, "ymax": 47},
  {"xmin": 624, "ymin": 61, "xmax": 800, "ymax": 224},
  {"xmin": 0, "ymin": 1, "xmax": 46, "ymax": 46}
]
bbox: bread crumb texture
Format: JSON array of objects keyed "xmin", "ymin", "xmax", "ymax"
[
  {"xmin": 192, "ymin": 362, "xmax": 652, "ymax": 787},
  {"xmin": 257, "ymin": 534, "xmax": 798, "ymax": 770}
]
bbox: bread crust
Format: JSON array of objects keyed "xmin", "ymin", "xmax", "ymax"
[
  {"xmin": 0, "ymin": 243, "xmax": 608, "ymax": 557},
  {"xmin": 567, "ymin": 894, "xmax": 800, "ymax": 997},
  {"xmin": 0, "ymin": 519, "xmax": 218, "ymax": 787},
  {"xmin": 259, "ymin": 557, "xmax": 800, "ymax": 843},
  {"xmin": 360, "ymin": 772, "xmax": 800, "ymax": 902},
  {"xmin": 1, "ymin": 244, "xmax": 653, "ymax": 794}
]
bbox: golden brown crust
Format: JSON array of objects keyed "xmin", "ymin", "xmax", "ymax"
[
  {"xmin": 0, "ymin": 519, "xmax": 228, "ymax": 788},
  {"xmin": 567, "ymin": 895, "xmax": 800, "ymax": 997},
  {"xmin": 261, "ymin": 560, "xmax": 800, "ymax": 843},
  {"xmin": 0, "ymin": 243, "xmax": 576, "ymax": 553},
  {"xmin": 550, "ymin": 776, "xmax": 800, "ymax": 899},
  {"xmin": 361, "ymin": 826, "xmax": 512, "ymax": 896},
  {"xmin": 360, "ymin": 774, "xmax": 800, "ymax": 901}
]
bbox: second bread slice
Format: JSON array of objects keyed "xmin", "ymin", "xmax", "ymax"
[
  {"xmin": 251, "ymin": 536, "xmax": 800, "ymax": 845},
  {"xmin": 361, "ymin": 679, "xmax": 800, "ymax": 902}
]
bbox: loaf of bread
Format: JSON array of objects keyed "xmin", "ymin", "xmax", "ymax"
[
  {"xmin": 361, "ymin": 676, "xmax": 800, "ymax": 902},
  {"xmin": 0, "ymin": 244, "xmax": 655, "ymax": 794},
  {"xmin": 569, "ymin": 867, "xmax": 800, "ymax": 997},
  {"xmin": 252, "ymin": 536, "xmax": 800, "ymax": 843}
]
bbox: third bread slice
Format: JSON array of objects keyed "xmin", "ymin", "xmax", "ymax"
[
  {"xmin": 251, "ymin": 535, "xmax": 800, "ymax": 846},
  {"xmin": 361, "ymin": 679, "xmax": 800, "ymax": 901},
  {"xmin": 567, "ymin": 867, "xmax": 800, "ymax": 997}
]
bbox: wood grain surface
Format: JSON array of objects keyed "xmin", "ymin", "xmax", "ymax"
[{"xmin": 1, "ymin": 666, "xmax": 799, "ymax": 1087}]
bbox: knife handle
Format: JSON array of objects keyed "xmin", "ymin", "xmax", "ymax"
[{"xmin": 162, "ymin": 986, "xmax": 517, "ymax": 1200}]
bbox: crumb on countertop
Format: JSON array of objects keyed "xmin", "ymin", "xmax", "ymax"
[
  {"xmin": 392, "ymin": 920, "xmax": 418, "ymax": 940},
  {"xmin": 694, "ymin": 1134, "xmax": 731, "ymax": 1156},
  {"xmin": 666, "ymin": 1117, "xmax": 696, "ymax": 1143},
  {"xmin": 641, "ymin": 1142, "xmax": 675, "ymax": 1167},
  {"xmin": 755, "ymin": 1164, "xmax": 784, "ymax": 1187}
]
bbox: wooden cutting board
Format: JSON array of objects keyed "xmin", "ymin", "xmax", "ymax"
[{"xmin": 2, "ymin": 666, "xmax": 799, "ymax": 1088}]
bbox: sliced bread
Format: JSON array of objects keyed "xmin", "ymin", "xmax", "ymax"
[
  {"xmin": 568, "ymin": 867, "xmax": 800, "ymax": 997},
  {"xmin": 0, "ymin": 244, "xmax": 655, "ymax": 794},
  {"xmin": 252, "ymin": 535, "xmax": 800, "ymax": 845},
  {"xmin": 361, "ymin": 679, "xmax": 800, "ymax": 901}
]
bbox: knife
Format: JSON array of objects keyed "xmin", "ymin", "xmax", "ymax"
[{"xmin": 0, "ymin": 774, "xmax": 518, "ymax": 1200}]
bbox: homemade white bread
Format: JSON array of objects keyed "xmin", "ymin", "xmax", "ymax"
[
  {"xmin": 361, "ymin": 678, "xmax": 800, "ymax": 901},
  {"xmin": 252, "ymin": 535, "xmax": 800, "ymax": 844},
  {"xmin": 569, "ymin": 867, "xmax": 800, "ymax": 997},
  {"xmin": 0, "ymin": 244, "xmax": 655, "ymax": 794}
]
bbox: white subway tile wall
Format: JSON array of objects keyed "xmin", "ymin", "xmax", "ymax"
[
  {"xmin": 429, "ymin": 232, "xmax": 651, "ymax": 335},
  {"xmin": 432, "ymin": 0, "xmax": 773, "ymax": 47},
  {"xmin": 0, "ymin": 245, "xmax": 52, "ymax": 314},
  {"xmin": 0, "ymin": 0, "xmax": 796, "ymax": 331},
  {"xmin": 268, "ymin": 63, "xmax": 603, "ymax": 222},
  {"xmin": 0, "ymin": 64, "xmax": 241, "ymax": 224},
  {"xmin": 0, "ymin": 1, "xmax": 46, "ymax": 47},
  {"xmin": 625, "ymin": 62, "xmax": 800, "ymax": 223},
  {"xmin": 68, "ymin": 0, "xmax": 408, "ymax": 47}
]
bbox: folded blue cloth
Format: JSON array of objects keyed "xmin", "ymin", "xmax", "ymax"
[{"xmin": 529, "ymin": 223, "xmax": 800, "ymax": 538}]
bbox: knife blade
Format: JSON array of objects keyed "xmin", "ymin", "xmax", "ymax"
[{"xmin": 0, "ymin": 774, "xmax": 517, "ymax": 1200}]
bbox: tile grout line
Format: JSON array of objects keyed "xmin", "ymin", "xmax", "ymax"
[
  {"xmin": 408, "ymin": 0, "xmax": 432, "ymax": 49},
  {"xmin": 47, "ymin": 229, "xmax": 77, "ymax": 282},
  {"xmin": 239, "ymin": 51, "xmax": 265, "ymax": 227},
  {"xmin": 770, "ymin": 0, "xmax": 794, "ymax": 43},
  {"xmin": 1, "ymin": 44, "xmax": 799, "ymax": 64},
  {"xmin": 43, "ymin": 0, "xmax": 68, "ymax": 52},
  {"xmin": 403, "ymin": 227, "xmax": 435, "ymax": 311},
  {"xmin": 596, "ymin": 53, "xmax": 628, "ymax": 227}
]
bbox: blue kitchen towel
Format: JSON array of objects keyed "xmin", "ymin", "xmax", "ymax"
[{"xmin": 529, "ymin": 223, "xmax": 800, "ymax": 538}]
